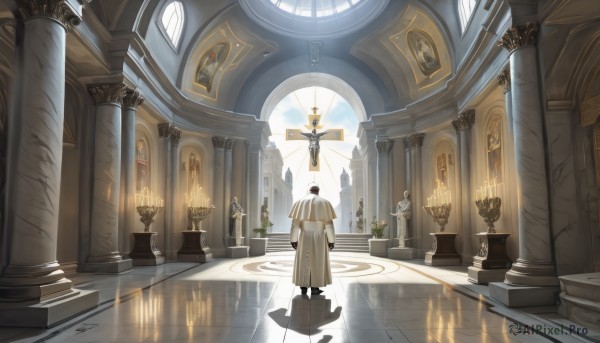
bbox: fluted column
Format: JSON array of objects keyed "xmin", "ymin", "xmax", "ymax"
[
  {"xmin": 0, "ymin": 0, "xmax": 83, "ymax": 299},
  {"xmin": 120, "ymin": 89, "xmax": 144, "ymax": 254},
  {"xmin": 223, "ymin": 138, "xmax": 234, "ymax": 245},
  {"xmin": 85, "ymin": 83, "xmax": 132, "ymax": 273},
  {"xmin": 498, "ymin": 24, "xmax": 557, "ymax": 286},
  {"xmin": 212, "ymin": 137, "xmax": 226, "ymax": 255},
  {"xmin": 452, "ymin": 110, "xmax": 475, "ymax": 262},
  {"xmin": 376, "ymin": 139, "xmax": 393, "ymax": 238},
  {"xmin": 407, "ymin": 133, "xmax": 425, "ymax": 255},
  {"xmin": 168, "ymin": 128, "xmax": 181, "ymax": 259}
]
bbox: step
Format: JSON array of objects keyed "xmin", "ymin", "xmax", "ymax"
[
  {"xmin": 558, "ymin": 273, "xmax": 600, "ymax": 331},
  {"xmin": 266, "ymin": 233, "xmax": 371, "ymax": 253}
]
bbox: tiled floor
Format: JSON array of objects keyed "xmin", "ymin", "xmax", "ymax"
[{"xmin": 0, "ymin": 252, "xmax": 593, "ymax": 342}]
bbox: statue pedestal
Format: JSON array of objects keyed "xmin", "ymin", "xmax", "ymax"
[
  {"xmin": 468, "ymin": 232, "xmax": 512, "ymax": 284},
  {"xmin": 388, "ymin": 247, "xmax": 416, "ymax": 260},
  {"xmin": 177, "ymin": 230, "xmax": 214, "ymax": 263},
  {"xmin": 227, "ymin": 246, "xmax": 249, "ymax": 258},
  {"xmin": 424, "ymin": 232, "xmax": 461, "ymax": 266},
  {"xmin": 249, "ymin": 238, "xmax": 268, "ymax": 256},
  {"xmin": 129, "ymin": 232, "xmax": 165, "ymax": 266},
  {"xmin": 227, "ymin": 236, "xmax": 245, "ymax": 247},
  {"xmin": 368, "ymin": 238, "xmax": 389, "ymax": 257}
]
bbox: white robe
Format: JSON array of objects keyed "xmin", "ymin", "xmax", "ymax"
[{"xmin": 289, "ymin": 194, "xmax": 336, "ymax": 287}]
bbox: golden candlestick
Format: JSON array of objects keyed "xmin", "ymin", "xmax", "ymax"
[{"xmin": 135, "ymin": 187, "xmax": 164, "ymax": 232}]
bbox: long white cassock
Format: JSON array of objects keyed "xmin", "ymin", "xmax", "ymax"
[{"xmin": 288, "ymin": 193, "xmax": 336, "ymax": 288}]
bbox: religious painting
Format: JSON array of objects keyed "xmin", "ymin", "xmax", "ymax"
[
  {"xmin": 187, "ymin": 152, "xmax": 201, "ymax": 192},
  {"xmin": 135, "ymin": 139, "xmax": 149, "ymax": 191},
  {"xmin": 487, "ymin": 117, "xmax": 503, "ymax": 183},
  {"xmin": 407, "ymin": 30, "xmax": 441, "ymax": 76},
  {"xmin": 437, "ymin": 153, "xmax": 448, "ymax": 186},
  {"xmin": 195, "ymin": 42, "xmax": 230, "ymax": 93}
]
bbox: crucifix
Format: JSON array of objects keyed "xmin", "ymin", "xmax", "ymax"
[{"xmin": 286, "ymin": 106, "xmax": 344, "ymax": 171}]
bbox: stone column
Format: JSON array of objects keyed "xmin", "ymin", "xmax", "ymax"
[
  {"xmin": 407, "ymin": 133, "xmax": 425, "ymax": 256},
  {"xmin": 404, "ymin": 138, "xmax": 412, "ymax": 196},
  {"xmin": 212, "ymin": 137, "xmax": 226, "ymax": 256},
  {"xmin": 223, "ymin": 138, "xmax": 234, "ymax": 245},
  {"xmin": 246, "ymin": 140, "xmax": 263, "ymax": 243},
  {"xmin": 157, "ymin": 123, "xmax": 180, "ymax": 258},
  {"xmin": 376, "ymin": 139, "xmax": 393, "ymax": 238},
  {"xmin": 120, "ymin": 89, "xmax": 144, "ymax": 254},
  {"xmin": 168, "ymin": 128, "xmax": 181, "ymax": 259},
  {"xmin": 452, "ymin": 110, "xmax": 475, "ymax": 263},
  {"xmin": 498, "ymin": 68, "xmax": 514, "ymax": 141},
  {"xmin": 84, "ymin": 83, "xmax": 132, "ymax": 273}
]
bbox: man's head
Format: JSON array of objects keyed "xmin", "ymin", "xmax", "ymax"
[
  {"xmin": 309, "ymin": 184, "xmax": 320, "ymax": 195},
  {"xmin": 404, "ymin": 190, "xmax": 411, "ymax": 199}
]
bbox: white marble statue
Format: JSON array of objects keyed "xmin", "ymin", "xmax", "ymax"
[
  {"xmin": 230, "ymin": 196, "xmax": 246, "ymax": 246},
  {"xmin": 391, "ymin": 190, "xmax": 412, "ymax": 248}
]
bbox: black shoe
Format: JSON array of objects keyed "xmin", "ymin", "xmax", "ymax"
[
  {"xmin": 311, "ymin": 287, "xmax": 323, "ymax": 295},
  {"xmin": 300, "ymin": 287, "xmax": 308, "ymax": 294}
]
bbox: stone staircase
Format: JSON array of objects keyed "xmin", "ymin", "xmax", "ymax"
[
  {"xmin": 266, "ymin": 233, "xmax": 371, "ymax": 253},
  {"xmin": 558, "ymin": 273, "xmax": 600, "ymax": 331}
]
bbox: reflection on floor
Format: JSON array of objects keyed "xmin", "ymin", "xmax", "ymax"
[{"xmin": 0, "ymin": 252, "xmax": 594, "ymax": 342}]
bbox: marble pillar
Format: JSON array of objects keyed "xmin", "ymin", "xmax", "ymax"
[
  {"xmin": 85, "ymin": 83, "xmax": 132, "ymax": 273},
  {"xmin": 223, "ymin": 138, "xmax": 234, "ymax": 246},
  {"xmin": 246, "ymin": 140, "xmax": 263, "ymax": 243},
  {"xmin": 376, "ymin": 139, "xmax": 393, "ymax": 239},
  {"xmin": 120, "ymin": 89, "xmax": 144, "ymax": 254},
  {"xmin": 407, "ymin": 133, "xmax": 425, "ymax": 256},
  {"xmin": 212, "ymin": 137, "xmax": 226, "ymax": 255},
  {"xmin": 452, "ymin": 110, "xmax": 475, "ymax": 263},
  {"xmin": 0, "ymin": 2, "xmax": 98, "ymax": 327},
  {"xmin": 169, "ymin": 128, "xmax": 181, "ymax": 259},
  {"xmin": 489, "ymin": 24, "xmax": 559, "ymax": 307},
  {"xmin": 157, "ymin": 123, "xmax": 180, "ymax": 259}
]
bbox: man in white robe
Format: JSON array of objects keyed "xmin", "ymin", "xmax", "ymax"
[{"xmin": 289, "ymin": 184, "xmax": 336, "ymax": 295}]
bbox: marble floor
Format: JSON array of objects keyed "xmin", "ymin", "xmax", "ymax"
[{"xmin": 0, "ymin": 252, "xmax": 595, "ymax": 343}]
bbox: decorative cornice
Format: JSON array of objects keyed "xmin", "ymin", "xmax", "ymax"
[
  {"xmin": 498, "ymin": 23, "xmax": 537, "ymax": 54},
  {"xmin": 375, "ymin": 139, "xmax": 393, "ymax": 154},
  {"xmin": 451, "ymin": 110, "xmax": 476, "ymax": 133},
  {"xmin": 406, "ymin": 133, "xmax": 425, "ymax": 149},
  {"xmin": 212, "ymin": 136, "xmax": 226, "ymax": 149},
  {"xmin": 88, "ymin": 83, "xmax": 126, "ymax": 105},
  {"xmin": 17, "ymin": 0, "xmax": 82, "ymax": 31},
  {"xmin": 122, "ymin": 89, "xmax": 144, "ymax": 110},
  {"xmin": 497, "ymin": 68, "xmax": 511, "ymax": 93},
  {"xmin": 224, "ymin": 137, "xmax": 234, "ymax": 151}
]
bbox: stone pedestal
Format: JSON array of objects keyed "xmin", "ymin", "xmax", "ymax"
[
  {"xmin": 249, "ymin": 238, "xmax": 268, "ymax": 256},
  {"xmin": 129, "ymin": 232, "xmax": 165, "ymax": 266},
  {"xmin": 424, "ymin": 233, "xmax": 461, "ymax": 266},
  {"xmin": 468, "ymin": 232, "xmax": 511, "ymax": 284},
  {"xmin": 489, "ymin": 282, "xmax": 560, "ymax": 307},
  {"xmin": 177, "ymin": 230, "xmax": 214, "ymax": 263},
  {"xmin": 388, "ymin": 247, "xmax": 416, "ymax": 260},
  {"xmin": 558, "ymin": 273, "xmax": 600, "ymax": 331},
  {"xmin": 227, "ymin": 246, "xmax": 249, "ymax": 258},
  {"xmin": 227, "ymin": 236, "xmax": 245, "ymax": 247},
  {"xmin": 368, "ymin": 239, "xmax": 389, "ymax": 257}
]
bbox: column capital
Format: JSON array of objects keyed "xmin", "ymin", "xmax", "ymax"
[
  {"xmin": 406, "ymin": 133, "xmax": 425, "ymax": 149},
  {"xmin": 17, "ymin": 0, "xmax": 82, "ymax": 31},
  {"xmin": 157, "ymin": 123, "xmax": 180, "ymax": 143},
  {"xmin": 498, "ymin": 23, "xmax": 538, "ymax": 54},
  {"xmin": 451, "ymin": 110, "xmax": 476, "ymax": 133},
  {"xmin": 212, "ymin": 136, "xmax": 226, "ymax": 149},
  {"xmin": 170, "ymin": 127, "xmax": 181, "ymax": 144},
  {"xmin": 497, "ymin": 68, "xmax": 511, "ymax": 94},
  {"xmin": 375, "ymin": 139, "xmax": 393, "ymax": 154},
  {"xmin": 88, "ymin": 83, "xmax": 126, "ymax": 106},
  {"xmin": 224, "ymin": 137, "xmax": 234, "ymax": 151},
  {"xmin": 122, "ymin": 89, "xmax": 144, "ymax": 110}
]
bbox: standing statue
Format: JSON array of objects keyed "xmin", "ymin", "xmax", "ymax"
[
  {"xmin": 391, "ymin": 190, "xmax": 412, "ymax": 248},
  {"xmin": 301, "ymin": 128, "xmax": 329, "ymax": 167},
  {"xmin": 356, "ymin": 197, "xmax": 364, "ymax": 233},
  {"xmin": 230, "ymin": 196, "xmax": 246, "ymax": 246},
  {"xmin": 261, "ymin": 197, "xmax": 273, "ymax": 230}
]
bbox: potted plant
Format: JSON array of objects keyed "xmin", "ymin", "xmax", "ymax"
[
  {"xmin": 370, "ymin": 216, "xmax": 387, "ymax": 239},
  {"xmin": 253, "ymin": 226, "xmax": 268, "ymax": 238}
]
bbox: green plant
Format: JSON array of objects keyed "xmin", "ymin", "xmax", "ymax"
[
  {"xmin": 370, "ymin": 216, "xmax": 387, "ymax": 239},
  {"xmin": 253, "ymin": 227, "xmax": 267, "ymax": 237}
]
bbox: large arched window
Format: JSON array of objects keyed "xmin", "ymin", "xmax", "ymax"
[
  {"xmin": 161, "ymin": 1, "xmax": 184, "ymax": 48},
  {"xmin": 458, "ymin": 0, "xmax": 476, "ymax": 32}
]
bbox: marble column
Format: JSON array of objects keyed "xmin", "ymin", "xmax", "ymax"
[
  {"xmin": 85, "ymin": 83, "xmax": 132, "ymax": 273},
  {"xmin": 120, "ymin": 89, "xmax": 144, "ymax": 254},
  {"xmin": 407, "ymin": 133, "xmax": 425, "ymax": 256},
  {"xmin": 366, "ymin": 140, "xmax": 377, "ymax": 232},
  {"xmin": 404, "ymin": 138, "xmax": 412, "ymax": 197},
  {"xmin": 157, "ymin": 123, "xmax": 180, "ymax": 259},
  {"xmin": 212, "ymin": 137, "xmax": 226, "ymax": 256},
  {"xmin": 376, "ymin": 139, "xmax": 393, "ymax": 238},
  {"xmin": 246, "ymin": 140, "xmax": 263, "ymax": 243},
  {"xmin": 223, "ymin": 138, "xmax": 234, "ymax": 246},
  {"xmin": 0, "ymin": 2, "xmax": 98, "ymax": 327},
  {"xmin": 169, "ymin": 128, "xmax": 181, "ymax": 259},
  {"xmin": 452, "ymin": 110, "xmax": 475, "ymax": 263},
  {"xmin": 498, "ymin": 68, "xmax": 514, "ymax": 143},
  {"xmin": 497, "ymin": 24, "xmax": 557, "ymax": 287}
]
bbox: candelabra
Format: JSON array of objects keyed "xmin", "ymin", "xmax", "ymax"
[
  {"xmin": 188, "ymin": 206, "xmax": 215, "ymax": 231},
  {"xmin": 423, "ymin": 204, "xmax": 452, "ymax": 232},
  {"xmin": 475, "ymin": 180, "xmax": 501, "ymax": 233},
  {"xmin": 135, "ymin": 187, "xmax": 164, "ymax": 232}
]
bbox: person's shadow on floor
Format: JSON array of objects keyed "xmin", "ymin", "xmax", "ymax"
[{"xmin": 268, "ymin": 294, "xmax": 342, "ymax": 338}]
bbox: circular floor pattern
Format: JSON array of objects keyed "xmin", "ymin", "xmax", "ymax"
[{"xmin": 231, "ymin": 252, "xmax": 401, "ymax": 277}]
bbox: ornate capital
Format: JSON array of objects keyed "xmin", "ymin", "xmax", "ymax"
[
  {"xmin": 170, "ymin": 128, "xmax": 181, "ymax": 144},
  {"xmin": 376, "ymin": 139, "xmax": 393, "ymax": 154},
  {"xmin": 497, "ymin": 68, "xmax": 511, "ymax": 93},
  {"xmin": 157, "ymin": 123, "xmax": 180, "ymax": 142},
  {"xmin": 498, "ymin": 23, "xmax": 538, "ymax": 54},
  {"xmin": 17, "ymin": 0, "xmax": 82, "ymax": 31},
  {"xmin": 122, "ymin": 89, "xmax": 144, "ymax": 109},
  {"xmin": 212, "ymin": 136, "xmax": 226, "ymax": 149},
  {"xmin": 88, "ymin": 83, "xmax": 126, "ymax": 105},
  {"xmin": 451, "ymin": 110, "xmax": 475, "ymax": 133},
  {"xmin": 406, "ymin": 133, "xmax": 425, "ymax": 149},
  {"xmin": 224, "ymin": 137, "xmax": 234, "ymax": 151}
]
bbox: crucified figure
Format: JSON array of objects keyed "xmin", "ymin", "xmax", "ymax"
[{"xmin": 301, "ymin": 129, "xmax": 329, "ymax": 166}]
